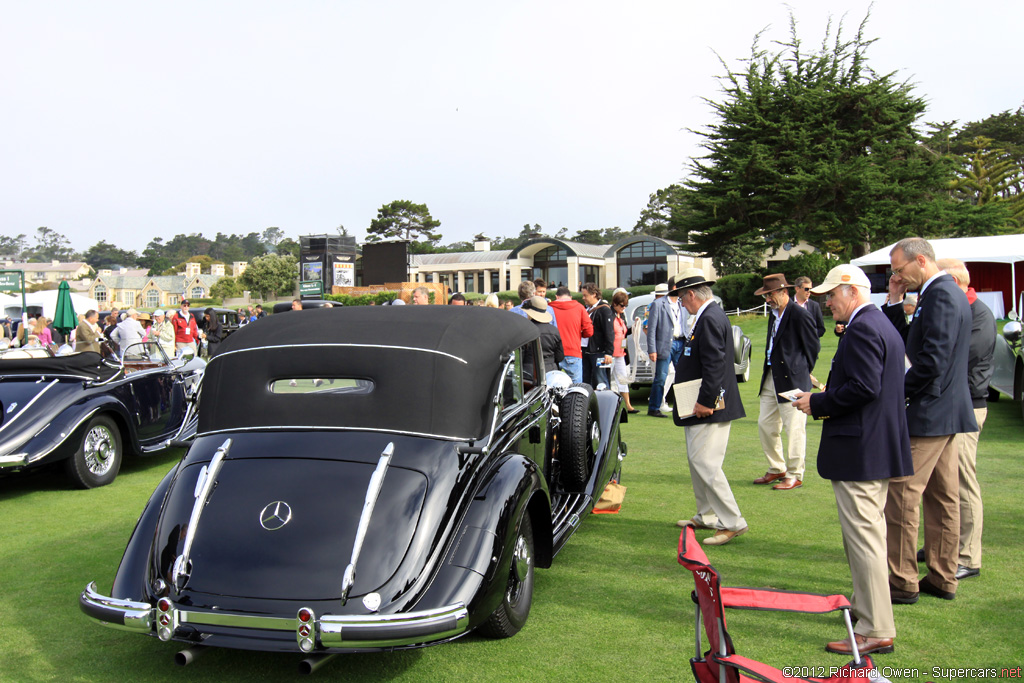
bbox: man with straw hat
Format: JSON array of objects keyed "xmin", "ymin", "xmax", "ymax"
[
  {"xmin": 521, "ymin": 295, "xmax": 564, "ymax": 374},
  {"xmin": 752, "ymin": 273, "xmax": 820, "ymax": 490}
]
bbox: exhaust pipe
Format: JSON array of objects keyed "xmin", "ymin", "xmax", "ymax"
[
  {"xmin": 299, "ymin": 653, "xmax": 338, "ymax": 675},
  {"xmin": 174, "ymin": 645, "xmax": 208, "ymax": 666}
]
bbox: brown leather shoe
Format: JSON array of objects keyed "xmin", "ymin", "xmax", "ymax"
[
  {"xmin": 889, "ymin": 585, "xmax": 919, "ymax": 604},
  {"xmin": 702, "ymin": 527, "xmax": 748, "ymax": 546},
  {"xmin": 919, "ymin": 576, "xmax": 956, "ymax": 600},
  {"xmin": 772, "ymin": 477, "xmax": 802, "ymax": 490},
  {"xmin": 676, "ymin": 517, "xmax": 716, "ymax": 530},
  {"xmin": 753, "ymin": 471, "xmax": 786, "ymax": 485},
  {"xmin": 826, "ymin": 634, "xmax": 894, "ymax": 655}
]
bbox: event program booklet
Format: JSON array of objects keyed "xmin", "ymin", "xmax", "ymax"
[{"xmin": 673, "ymin": 379, "xmax": 724, "ymax": 419}]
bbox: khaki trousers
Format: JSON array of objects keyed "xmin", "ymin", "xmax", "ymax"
[
  {"xmin": 885, "ymin": 434, "xmax": 960, "ymax": 593},
  {"xmin": 957, "ymin": 407, "xmax": 987, "ymax": 569},
  {"xmin": 833, "ymin": 479, "xmax": 895, "ymax": 639},
  {"xmin": 758, "ymin": 373, "xmax": 807, "ymax": 480},
  {"xmin": 685, "ymin": 421, "xmax": 747, "ymax": 531}
]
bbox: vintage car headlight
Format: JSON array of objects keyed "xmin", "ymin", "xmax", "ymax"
[
  {"xmin": 1003, "ymin": 320, "xmax": 1022, "ymax": 343},
  {"xmin": 546, "ymin": 370, "xmax": 572, "ymax": 390}
]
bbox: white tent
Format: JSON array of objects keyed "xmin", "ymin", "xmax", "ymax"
[
  {"xmin": 850, "ymin": 235, "xmax": 1024, "ymax": 266},
  {"xmin": 851, "ymin": 235, "xmax": 1024, "ymax": 318},
  {"xmin": 2, "ymin": 290, "xmax": 100, "ymax": 319}
]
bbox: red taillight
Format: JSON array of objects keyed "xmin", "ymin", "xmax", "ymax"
[
  {"xmin": 298, "ymin": 608, "xmax": 312, "ymax": 623},
  {"xmin": 158, "ymin": 598, "xmax": 171, "ymax": 612}
]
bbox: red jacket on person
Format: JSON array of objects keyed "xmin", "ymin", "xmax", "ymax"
[
  {"xmin": 548, "ymin": 298, "xmax": 593, "ymax": 358},
  {"xmin": 171, "ymin": 311, "xmax": 199, "ymax": 345}
]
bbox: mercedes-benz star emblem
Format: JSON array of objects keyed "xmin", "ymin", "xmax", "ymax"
[{"xmin": 259, "ymin": 501, "xmax": 293, "ymax": 530}]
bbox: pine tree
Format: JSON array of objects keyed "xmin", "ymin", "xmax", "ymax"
[{"xmin": 684, "ymin": 12, "xmax": 952, "ymax": 261}]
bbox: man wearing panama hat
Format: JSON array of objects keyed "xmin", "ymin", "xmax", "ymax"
[
  {"xmin": 752, "ymin": 273, "xmax": 820, "ymax": 490},
  {"xmin": 521, "ymin": 296, "xmax": 564, "ymax": 374},
  {"xmin": 671, "ymin": 268, "xmax": 749, "ymax": 546}
]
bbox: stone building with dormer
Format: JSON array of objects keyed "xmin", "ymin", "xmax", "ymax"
[{"xmin": 88, "ymin": 262, "xmax": 226, "ymax": 309}]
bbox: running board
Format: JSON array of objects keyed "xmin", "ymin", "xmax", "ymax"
[{"xmin": 551, "ymin": 492, "xmax": 592, "ymax": 555}]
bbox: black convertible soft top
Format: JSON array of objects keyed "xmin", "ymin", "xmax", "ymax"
[
  {"xmin": 0, "ymin": 351, "xmax": 117, "ymax": 381},
  {"xmin": 199, "ymin": 306, "xmax": 539, "ymax": 440}
]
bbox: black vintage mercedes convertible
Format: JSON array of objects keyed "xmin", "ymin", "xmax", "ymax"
[
  {"xmin": 81, "ymin": 307, "xmax": 625, "ymax": 670},
  {"xmin": 0, "ymin": 342, "xmax": 204, "ymax": 488}
]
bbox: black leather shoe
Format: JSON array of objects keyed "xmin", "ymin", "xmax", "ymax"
[
  {"xmin": 647, "ymin": 411, "xmax": 668, "ymax": 418},
  {"xmin": 916, "ymin": 548, "xmax": 925, "ymax": 563},
  {"xmin": 890, "ymin": 585, "xmax": 919, "ymax": 604},
  {"xmin": 919, "ymin": 577, "xmax": 955, "ymax": 600},
  {"xmin": 956, "ymin": 565, "xmax": 981, "ymax": 580}
]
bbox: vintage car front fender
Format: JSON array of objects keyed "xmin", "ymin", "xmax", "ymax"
[
  {"xmin": 0, "ymin": 391, "xmax": 136, "ymax": 469},
  {"xmin": 590, "ymin": 389, "xmax": 625, "ymax": 492}
]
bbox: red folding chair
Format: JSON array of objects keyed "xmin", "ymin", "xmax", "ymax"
[{"xmin": 677, "ymin": 527, "xmax": 884, "ymax": 683}]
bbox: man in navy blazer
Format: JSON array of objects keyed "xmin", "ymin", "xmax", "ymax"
[
  {"xmin": 794, "ymin": 264, "xmax": 911, "ymax": 656},
  {"xmin": 882, "ymin": 237, "xmax": 977, "ymax": 603},
  {"xmin": 670, "ymin": 269, "xmax": 748, "ymax": 546},
  {"xmin": 753, "ymin": 274, "xmax": 820, "ymax": 490}
]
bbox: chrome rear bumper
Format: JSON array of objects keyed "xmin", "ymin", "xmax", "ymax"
[
  {"xmin": 80, "ymin": 582, "xmax": 470, "ymax": 650},
  {"xmin": 0, "ymin": 453, "xmax": 29, "ymax": 468}
]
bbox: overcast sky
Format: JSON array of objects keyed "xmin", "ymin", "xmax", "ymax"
[{"xmin": 3, "ymin": 0, "xmax": 1022, "ymax": 255}]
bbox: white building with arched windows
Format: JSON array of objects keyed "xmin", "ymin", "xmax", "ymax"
[{"xmin": 406, "ymin": 235, "xmax": 715, "ymax": 293}]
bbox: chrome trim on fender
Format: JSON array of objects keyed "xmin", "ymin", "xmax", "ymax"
[
  {"xmin": 0, "ymin": 379, "xmax": 58, "ymax": 436},
  {"xmin": 0, "ymin": 405, "xmax": 105, "ymax": 469}
]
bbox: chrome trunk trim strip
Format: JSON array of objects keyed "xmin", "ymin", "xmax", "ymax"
[
  {"xmin": 172, "ymin": 437, "xmax": 232, "ymax": 590},
  {"xmin": 341, "ymin": 442, "xmax": 394, "ymax": 604}
]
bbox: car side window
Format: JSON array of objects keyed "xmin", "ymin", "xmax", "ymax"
[
  {"xmin": 500, "ymin": 353, "xmax": 522, "ymax": 409},
  {"xmin": 520, "ymin": 340, "xmax": 541, "ymax": 393}
]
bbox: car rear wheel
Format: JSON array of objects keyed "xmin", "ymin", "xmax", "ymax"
[
  {"xmin": 558, "ymin": 386, "xmax": 597, "ymax": 491},
  {"xmin": 478, "ymin": 513, "xmax": 534, "ymax": 639},
  {"xmin": 66, "ymin": 415, "xmax": 122, "ymax": 489}
]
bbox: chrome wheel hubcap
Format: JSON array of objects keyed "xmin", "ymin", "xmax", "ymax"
[
  {"xmin": 508, "ymin": 534, "xmax": 532, "ymax": 602},
  {"xmin": 84, "ymin": 426, "xmax": 116, "ymax": 475}
]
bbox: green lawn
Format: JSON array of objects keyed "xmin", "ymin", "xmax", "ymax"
[{"xmin": 1, "ymin": 314, "xmax": 1021, "ymax": 682}]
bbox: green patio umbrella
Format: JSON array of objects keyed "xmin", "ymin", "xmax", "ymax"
[{"xmin": 52, "ymin": 280, "xmax": 78, "ymax": 336}]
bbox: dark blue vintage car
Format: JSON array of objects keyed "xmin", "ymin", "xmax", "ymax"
[
  {"xmin": 0, "ymin": 342, "xmax": 204, "ymax": 488},
  {"xmin": 80, "ymin": 307, "xmax": 626, "ymax": 672}
]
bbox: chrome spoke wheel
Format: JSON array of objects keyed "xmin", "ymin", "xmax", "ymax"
[
  {"xmin": 83, "ymin": 425, "xmax": 116, "ymax": 475},
  {"xmin": 67, "ymin": 415, "xmax": 122, "ymax": 488}
]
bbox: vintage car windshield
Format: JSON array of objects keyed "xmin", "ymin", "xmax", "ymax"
[{"xmin": 122, "ymin": 341, "xmax": 170, "ymax": 365}]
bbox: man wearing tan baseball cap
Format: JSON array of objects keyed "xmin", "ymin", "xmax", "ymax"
[{"xmin": 792, "ymin": 263, "xmax": 911, "ymax": 656}]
